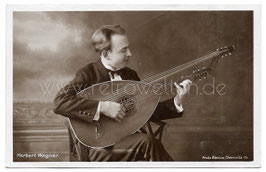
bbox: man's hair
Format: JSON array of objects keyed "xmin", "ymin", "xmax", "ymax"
[{"xmin": 91, "ymin": 25, "xmax": 126, "ymax": 54}]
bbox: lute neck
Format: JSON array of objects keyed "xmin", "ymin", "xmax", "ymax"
[
  {"xmin": 136, "ymin": 45, "xmax": 236, "ymax": 101},
  {"xmin": 141, "ymin": 51, "xmax": 220, "ymax": 85}
]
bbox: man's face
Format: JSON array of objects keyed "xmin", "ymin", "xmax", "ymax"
[{"xmin": 106, "ymin": 34, "xmax": 132, "ymax": 69}]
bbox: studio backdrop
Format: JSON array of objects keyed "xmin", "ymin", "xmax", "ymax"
[{"xmin": 12, "ymin": 10, "xmax": 253, "ymax": 162}]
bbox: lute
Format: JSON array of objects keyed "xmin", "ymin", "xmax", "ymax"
[{"xmin": 68, "ymin": 45, "xmax": 236, "ymax": 148}]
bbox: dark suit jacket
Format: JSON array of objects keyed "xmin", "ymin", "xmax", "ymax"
[{"xmin": 53, "ymin": 59, "xmax": 183, "ymax": 123}]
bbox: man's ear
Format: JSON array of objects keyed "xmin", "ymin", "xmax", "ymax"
[
  {"xmin": 103, "ymin": 50, "xmax": 110, "ymax": 57},
  {"xmin": 102, "ymin": 50, "xmax": 111, "ymax": 60},
  {"xmin": 102, "ymin": 50, "xmax": 108, "ymax": 57}
]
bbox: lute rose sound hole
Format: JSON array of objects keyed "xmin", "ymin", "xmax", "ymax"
[{"xmin": 118, "ymin": 96, "xmax": 138, "ymax": 116}]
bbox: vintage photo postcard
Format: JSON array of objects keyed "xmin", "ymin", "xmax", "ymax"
[{"xmin": 6, "ymin": 5, "xmax": 261, "ymax": 167}]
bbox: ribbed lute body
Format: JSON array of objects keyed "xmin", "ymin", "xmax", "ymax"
[{"xmin": 69, "ymin": 80, "xmax": 161, "ymax": 148}]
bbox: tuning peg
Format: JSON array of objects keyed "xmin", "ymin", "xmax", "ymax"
[
  {"xmin": 229, "ymin": 53, "xmax": 232, "ymax": 55},
  {"xmin": 193, "ymin": 70, "xmax": 195, "ymax": 73},
  {"xmin": 198, "ymin": 69, "xmax": 200, "ymax": 71}
]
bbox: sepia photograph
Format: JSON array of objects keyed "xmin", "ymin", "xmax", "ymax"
[{"xmin": 6, "ymin": 5, "xmax": 261, "ymax": 167}]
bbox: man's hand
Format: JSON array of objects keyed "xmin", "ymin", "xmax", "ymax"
[
  {"xmin": 100, "ymin": 101, "xmax": 126, "ymax": 122},
  {"xmin": 174, "ymin": 79, "xmax": 192, "ymax": 105}
]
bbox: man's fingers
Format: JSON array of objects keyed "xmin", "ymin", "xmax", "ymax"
[
  {"xmin": 121, "ymin": 105, "xmax": 126, "ymax": 112},
  {"xmin": 180, "ymin": 79, "xmax": 192, "ymax": 91},
  {"xmin": 186, "ymin": 80, "xmax": 192, "ymax": 90},
  {"xmin": 117, "ymin": 113, "xmax": 125, "ymax": 119},
  {"xmin": 179, "ymin": 82, "xmax": 185, "ymax": 88},
  {"xmin": 184, "ymin": 79, "xmax": 192, "ymax": 86},
  {"xmin": 185, "ymin": 82, "xmax": 189, "ymax": 91},
  {"xmin": 174, "ymin": 82, "xmax": 183, "ymax": 96},
  {"xmin": 114, "ymin": 117, "xmax": 121, "ymax": 123},
  {"xmin": 119, "ymin": 110, "xmax": 126, "ymax": 117},
  {"xmin": 174, "ymin": 82, "xmax": 182, "ymax": 89},
  {"xmin": 180, "ymin": 80, "xmax": 187, "ymax": 88}
]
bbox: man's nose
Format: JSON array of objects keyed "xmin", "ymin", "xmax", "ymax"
[{"xmin": 126, "ymin": 48, "xmax": 132, "ymax": 57}]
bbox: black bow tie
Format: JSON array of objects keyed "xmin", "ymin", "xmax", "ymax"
[{"xmin": 107, "ymin": 68, "xmax": 125, "ymax": 78}]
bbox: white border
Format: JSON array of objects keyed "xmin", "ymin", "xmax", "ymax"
[
  {"xmin": 4, "ymin": 4, "xmax": 264, "ymax": 11},
  {"xmin": 6, "ymin": 4, "xmax": 261, "ymax": 168}
]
